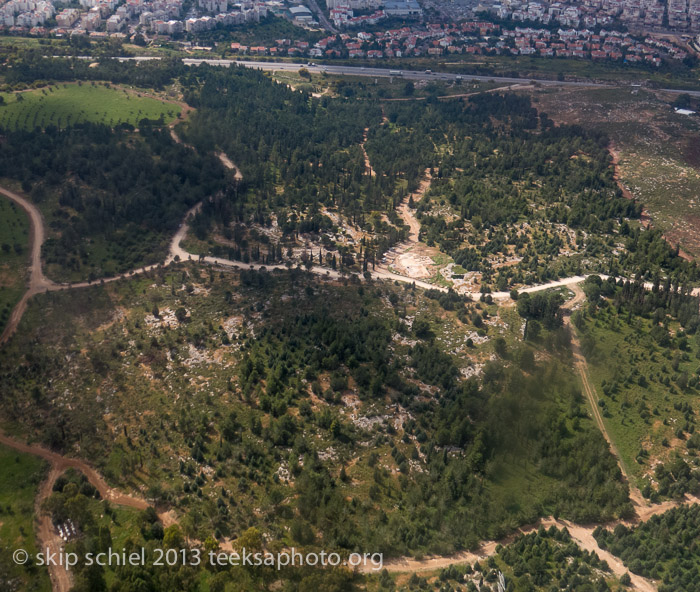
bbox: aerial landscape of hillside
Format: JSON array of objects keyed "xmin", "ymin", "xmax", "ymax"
[{"xmin": 3, "ymin": 2, "xmax": 700, "ymax": 590}]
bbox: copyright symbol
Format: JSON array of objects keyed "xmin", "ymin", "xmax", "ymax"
[{"xmin": 13, "ymin": 549, "xmax": 29, "ymax": 565}]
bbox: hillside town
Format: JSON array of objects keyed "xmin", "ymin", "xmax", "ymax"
[
  {"xmin": 225, "ymin": 21, "xmax": 689, "ymax": 64},
  {"xmin": 0, "ymin": 0, "xmax": 269, "ymax": 37},
  {"xmin": 485, "ymin": 0, "xmax": 700, "ymax": 33},
  {"xmin": 0, "ymin": 0, "xmax": 696, "ymax": 69}
]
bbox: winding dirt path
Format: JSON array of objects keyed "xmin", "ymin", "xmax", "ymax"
[
  {"xmin": 34, "ymin": 467, "xmax": 71, "ymax": 592},
  {"xmin": 0, "ymin": 127, "xmax": 242, "ymax": 345},
  {"xmin": 170, "ymin": 120, "xmax": 243, "ymax": 181},
  {"xmin": 370, "ymin": 515, "xmax": 654, "ymax": 591},
  {"xmin": 0, "ymin": 203, "xmax": 694, "ymax": 592},
  {"xmin": 0, "ymin": 432, "xmax": 163, "ymax": 513},
  {"xmin": 376, "ymin": 168, "xmax": 433, "ymax": 278},
  {"xmin": 0, "ymin": 186, "xmax": 58, "ymax": 346},
  {"xmin": 0, "ymin": 430, "xmax": 179, "ymax": 592},
  {"xmin": 360, "ymin": 127, "xmax": 375, "ymax": 177},
  {"xmin": 562, "ymin": 284, "xmax": 646, "ymax": 510},
  {"xmin": 396, "ymin": 170, "xmax": 430, "ymax": 244},
  {"xmin": 364, "ymin": 284, "xmax": 700, "ymax": 588},
  {"xmin": 563, "ymin": 286, "xmax": 631, "ymax": 478},
  {"xmin": 215, "ymin": 151, "xmax": 243, "ymax": 181}
]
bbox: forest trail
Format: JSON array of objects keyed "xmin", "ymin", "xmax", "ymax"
[
  {"xmin": 562, "ymin": 284, "xmax": 648, "ymax": 507},
  {"xmin": 371, "ymin": 515, "xmax": 655, "ymax": 591},
  {"xmin": 0, "ymin": 132, "xmax": 241, "ymax": 345},
  {"xmin": 35, "ymin": 466, "xmax": 72, "ymax": 592},
  {"xmin": 562, "ymin": 285, "xmax": 631, "ymax": 480},
  {"xmin": 373, "ymin": 285, "xmax": 700, "ymax": 587},
  {"xmin": 0, "ymin": 430, "xmax": 177, "ymax": 592},
  {"xmin": 375, "ymin": 168, "xmax": 434, "ymax": 279},
  {"xmin": 0, "ymin": 219, "xmax": 695, "ymax": 591},
  {"xmin": 396, "ymin": 170, "xmax": 431, "ymax": 244},
  {"xmin": 215, "ymin": 151, "xmax": 244, "ymax": 180},
  {"xmin": 0, "ymin": 431, "xmax": 157, "ymax": 512},
  {"xmin": 360, "ymin": 127, "xmax": 375, "ymax": 177},
  {"xmin": 170, "ymin": 119, "xmax": 243, "ymax": 181},
  {"xmin": 0, "ymin": 185, "xmax": 58, "ymax": 347},
  {"xmin": 3, "ymin": 421, "xmax": 680, "ymax": 592},
  {"xmin": 0, "ymin": 164, "xmax": 635, "ymax": 348}
]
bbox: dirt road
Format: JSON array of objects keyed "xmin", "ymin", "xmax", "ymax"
[
  {"xmin": 34, "ymin": 467, "xmax": 72, "ymax": 592},
  {"xmin": 360, "ymin": 127, "xmax": 375, "ymax": 177},
  {"xmin": 0, "ymin": 186, "xmax": 58, "ymax": 346},
  {"xmin": 371, "ymin": 285, "xmax": 700, "ymax": 589},
  {"xmin": 562, "ymin": 284, "xmax": 649, "ymax": 509},
  {"xmin": 215, "ymin": 151, "xmax": 243, "ymax": 180},
  {"xmin": 369, "ymin": 513, "xmax": 656, "ymax": 591},
  {"xmin": 0, "ymin": 227, "xmax": 693, "ymax": 592},
  {"xmin": 170, "ymin": 123, "xmax": 243, "ymax": 181},
  {"xmin": 0, "ymin": 430, "xmax": 177, "ymax": 592},
  {"xmin": 376, "ymin": 168, "xmax": 433, "ymax": 278},
  {"xmin": 396, "ymin": 170, "xmax": 431, "ymax": 244},
  {"xmin": 0, "ymin": 166, "xmax": 623, "ymax": 348},
  {"xmin": 562, "ymin": 285, "xmax": 626, "ymax": 473},
  {"xmin": 0, "ymin": 432, "xmax": 153, "ymax": 510}
]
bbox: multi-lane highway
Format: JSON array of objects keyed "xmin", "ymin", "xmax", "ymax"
[
  {"xmin": 106, "ymin": 56, "xmax": 700, "ymax": 96},
  {"xmin": 184, "ymin": 58, "xmax": 603, "ymax": 88}
]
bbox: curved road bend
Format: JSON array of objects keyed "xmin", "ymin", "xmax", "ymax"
[{"xmin": 0, "ymin": 430, "xmax": 177, "ymax": 592}]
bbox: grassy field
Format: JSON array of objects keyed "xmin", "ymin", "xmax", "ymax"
[
  {"xmin": 532, "ymin": 86, "xmax": 700, "ymax": 259},
  {"xmin": 578, "ymin": 303, "xmax": 700, "ymax": 487},
  {"xmin": 0, "ymin": 83, "xmax": 180, "ymax": 130},
  {"xmin": 0, "ymin": 444, "xmax": 50, "ymax": 592},
  {"xmin": 0, "ymin": 196, "xmax": 29, "ymax": 336}
]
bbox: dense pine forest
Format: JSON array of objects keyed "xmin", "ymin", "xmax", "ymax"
[
  {"xmin": 0, "ymin": 58, "xmax": 695, "ymax": 286},
  {"xmin": 0, "ymin": 122, "xmax": 229, "ymax": 279},
  {"xmin": 595, "ymin": 505, "xmax": 700, "ymax": 591}
]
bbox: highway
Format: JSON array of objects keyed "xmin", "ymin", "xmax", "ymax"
[
  {"xmin": 182, "ymin": 58, "xmax": 599, "ymax": 87},
  {"xmin": 107, "ymin": 56, "xmax": 700, "ymax": 95}
]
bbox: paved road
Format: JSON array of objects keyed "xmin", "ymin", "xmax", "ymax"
[
  {"xmin": 307, "ymin": 0, "xmax": 337, "ymax": 33},
  {"xmin": 184, "ymin": 58, "xmax": 603, "ymax": 87},
  {"xmin": 149, "ymin": 56, "xmax": 700, "ymax": 96},
  {"xmin": 62, "ymin": 55, "xmax": 700, "ymax": 96}
]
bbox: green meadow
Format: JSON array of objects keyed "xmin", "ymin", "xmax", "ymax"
[
  {"xmin": 0, "ymin": 83, "xmax": 179, "ymax": 130},
  {"xmin": 0, "ymin": 444, "xmax": 50, "ymax": 592}
]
